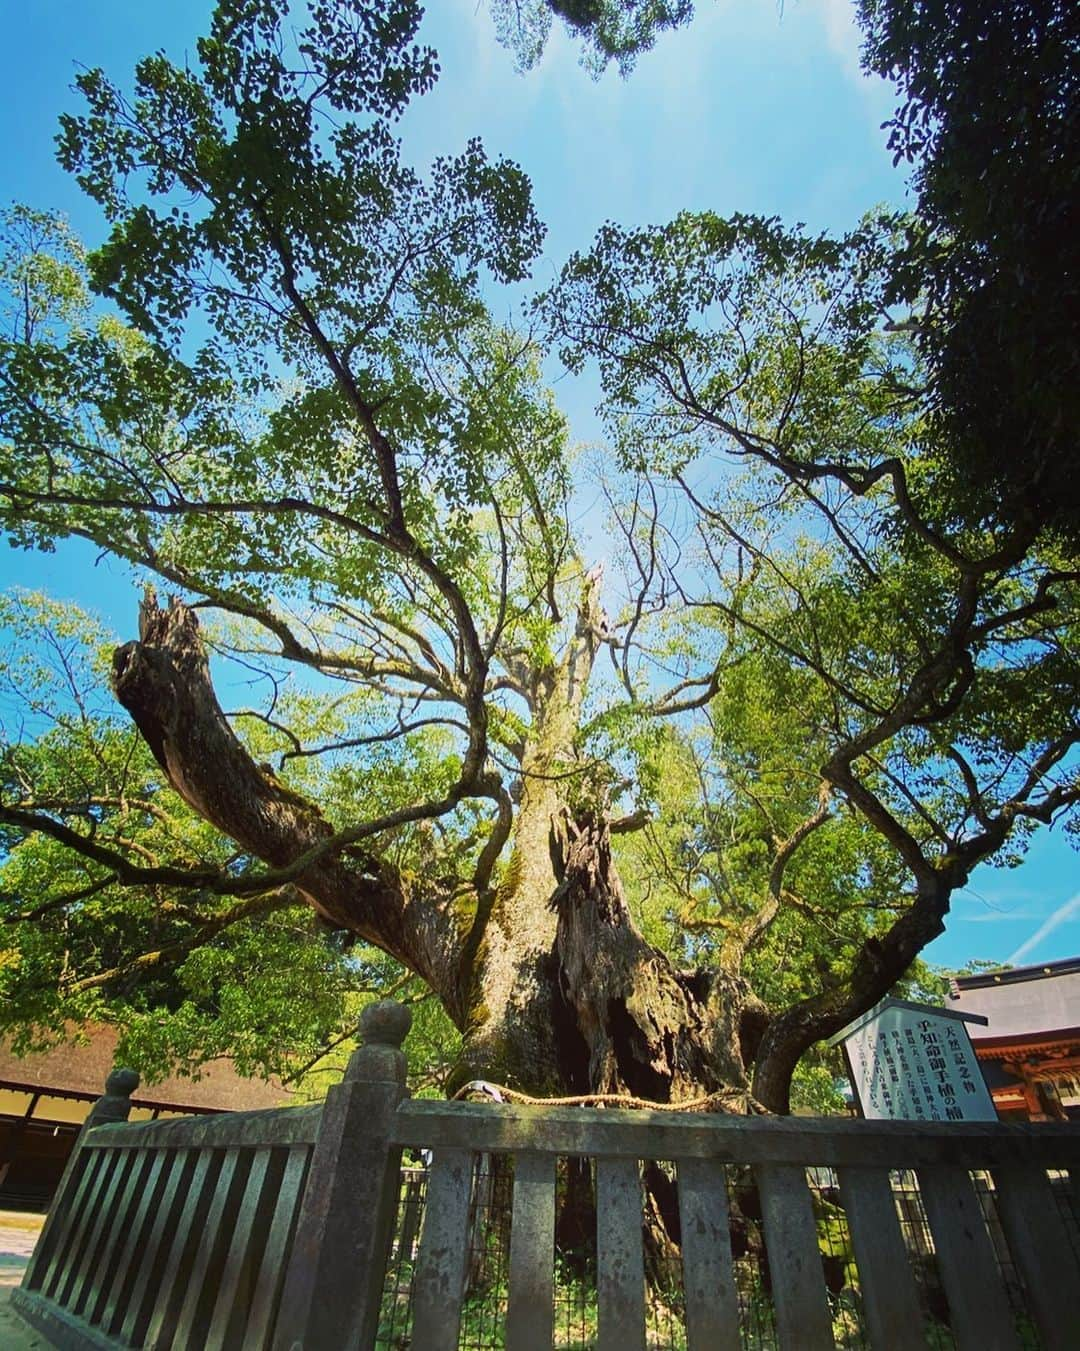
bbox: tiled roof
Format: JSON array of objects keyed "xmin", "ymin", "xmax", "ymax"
[
  {"xmin": 949, "ymin": 962, "xmax": 1080, "ymax": 1041},
  {"xmin": 0, "ymin": 1025, "xmax": 291, "ymax": 1112}
]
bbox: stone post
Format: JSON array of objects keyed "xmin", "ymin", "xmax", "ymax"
[
  {"xmin": 273, "ymin": 999, "xmax": 412, "ymax": 1351},
  {"xmin": 83, "ymin": 1066, "xmax": 141, "ymax": 1129},
  {"xmin": 21, "ymin": 1066, "xmax": 139, "ymax": 1290}
]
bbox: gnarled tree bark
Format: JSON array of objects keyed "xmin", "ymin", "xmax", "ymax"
[{"xmin": 112, "ymin": 591, "xmax": 767, "ymax": 1113}]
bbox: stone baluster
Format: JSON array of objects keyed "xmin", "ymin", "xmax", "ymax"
[{"xmin": 22, "ymin": 1065, "xmax": 140, "ymax": 1290}]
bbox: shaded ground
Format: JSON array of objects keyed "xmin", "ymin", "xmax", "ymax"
[{"xmin": 0, "ymin": 1211, "xmax": 49, "ymax": 1349}]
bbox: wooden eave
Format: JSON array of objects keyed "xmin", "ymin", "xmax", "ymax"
[{"xmin": 971, "ymin": 1027, "xmax": 1080, "ymax": 1063}]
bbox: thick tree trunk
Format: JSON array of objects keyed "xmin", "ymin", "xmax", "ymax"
[
  {"xmin": 452, "ymin": 801, "xmax": 763, "ymax": 1106},
  {"xmin": 449, "ymin": 581, "xmax": 763, "ymax": 1106},
  {"xmin": 451, "ymin": 798, "xmax": 763, "ymax": 1284},
  {"xmin": 550, "ymin": 811, "xmax": 756, "ymax": 1100},
  {"xmin": 112, "ymin": 594, "xmax": 766, "ymax": 1112}
]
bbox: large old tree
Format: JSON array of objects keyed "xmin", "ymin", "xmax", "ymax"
[{"xmin": 0, "ymin": 0, "xmax": 1077, "ymax": 1113}]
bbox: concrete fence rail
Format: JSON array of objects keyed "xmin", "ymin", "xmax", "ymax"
[{"xmin": 11, "ymin": 999, "xmax": 1080, "ymax": 1350}]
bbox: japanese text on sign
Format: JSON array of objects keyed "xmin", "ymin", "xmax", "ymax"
[{"xmin": 842, "ymin": 1003, "xmax": 996, "ymax": 1121}]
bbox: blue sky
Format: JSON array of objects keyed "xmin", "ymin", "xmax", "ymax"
[{"xmin": 0, "ymin": 0, "xmax": 1075, "ymax": 972}]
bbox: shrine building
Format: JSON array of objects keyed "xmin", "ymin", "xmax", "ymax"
[
  {"xmin": 0, "ymin": 1025, "xmax": 289, "ymax": 1210},
  {"xmin": 947, "ymin": 955, "xmax": 1080, "ymax": 1121}
]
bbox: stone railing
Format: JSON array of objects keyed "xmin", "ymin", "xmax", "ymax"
[{"xmin": 13, "ymin": 999, "xmax": 1080, "ymax": 1349}]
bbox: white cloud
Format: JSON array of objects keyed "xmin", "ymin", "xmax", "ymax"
[
  {"xmin": 805, "ymin": 0, "xmax": 864, "ymax": 86},
  {"xmin": 1007, "ymin": 892, "xmax": 1080, "ymax": 965},
  {"xmin": 962, "ymin": 910, "xmax": 1043, "ymax": 925}
]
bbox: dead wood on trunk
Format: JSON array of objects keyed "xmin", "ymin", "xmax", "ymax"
[
  {"xmin": 551, "ymin": 810, "xmax": 753, "ymax": 1101},
  {"xmin": 111, "ymin": 594, "xmax": 466, "ymax": 1003}
]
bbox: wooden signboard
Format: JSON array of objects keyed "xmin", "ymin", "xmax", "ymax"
[{"xmin": 831, "ymin": 998, "xmax": 996, "ymax": 1122}]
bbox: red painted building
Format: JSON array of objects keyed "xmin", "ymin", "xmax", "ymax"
[{"xmin": 947, "ymin": 956, "xmax": 1080, "ymax": 1121}]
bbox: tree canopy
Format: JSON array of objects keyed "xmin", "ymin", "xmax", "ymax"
[
  {"xmin": 0, "ymin": 0, "xmax": 1076, "ymax": 1112},
  {"xmin": 489, "ymin": 0, "xmax": 692, "ymax": 72},
  {"xmin": 497, "ymin": 0, "xmax": 1079, "ymax": 542},
  {"xmin": 859, "ymin": 0, "xmax": 1080, "ymax": 542}
]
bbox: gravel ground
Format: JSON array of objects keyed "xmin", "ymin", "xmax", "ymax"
[{"xmin": 0, "ymin": 1211, "xmax": 50, "ymax": 1348}]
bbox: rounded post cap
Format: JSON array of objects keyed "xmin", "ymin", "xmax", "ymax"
[
  {"xmin": 105, "ymin": 1067, "xmax": 140, "ymax": 1097},
  {"xmin": 359, "ymin": 1000, "xmax": 412, "ymax": 1049}
]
